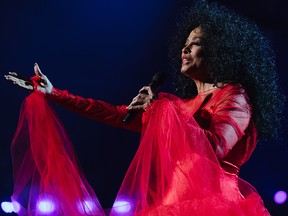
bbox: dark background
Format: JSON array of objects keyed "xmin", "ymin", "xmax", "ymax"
[{"xmin": 0, "ymin": 0, "xmax": 287, "ymax": 215}]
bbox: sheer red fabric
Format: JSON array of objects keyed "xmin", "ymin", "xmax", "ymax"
[
  {"xmin": 10, "ymin": 85, "xmax": 270, "ymax": 215},
  {"xmin": 10, "ymin": 92, "xmax": 104, "ymax": 215},
  {"xmin": 111, "ymin": 92, "xmax": 270, "ymax": 215}
]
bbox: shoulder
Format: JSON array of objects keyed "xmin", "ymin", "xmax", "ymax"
[
  {"xmin": 211, "ymin": 84, "xmax": 252, "ymax": 109},
  {"xmin": 215, "ymin": 84, "xmax": 249, "ymax": 101},
  {"xmin": 219, "ymin": 83, "xmax": 246, "ymax": 95}
]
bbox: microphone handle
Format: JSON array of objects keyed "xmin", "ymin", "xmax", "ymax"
[
  {"xmin": 123, "ymin": 109, "xmax": 139, "ymax": 123},
  {"xmin": 123, "ymin": 72, "xmax": 166, "ymax": 124}
]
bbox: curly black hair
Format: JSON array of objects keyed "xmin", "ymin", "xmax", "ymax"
[{"xmin": 168, "ymin": 0, "xmax": 285, "ymax": 138}]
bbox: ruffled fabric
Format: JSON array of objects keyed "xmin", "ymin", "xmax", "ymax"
[
  {"xmin": 111, "ymin": 92, "xmax": 270, "ymax": 215},
  {"xmin": 10, "ymin": 90, "xmax": 269, "ymax": 215},
  {"xmin": 10, "ymin": 92, "xmax": 104, "ymax": 215}
]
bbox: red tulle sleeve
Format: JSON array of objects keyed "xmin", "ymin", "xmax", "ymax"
[
  {"xmin": 10, "ymin": 92, "xmax": 105, "ymax": 215},
  {"xmin": 200, "ymin": 85, "xmax": 252, "ymax": 159},
  {"xmin": 46, "ymin": 87, "xmax": 142, "ymax": 133}
]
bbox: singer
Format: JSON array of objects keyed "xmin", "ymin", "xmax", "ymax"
[{"xmin": 5, "ymin": 1, "xmax": 284, "ymax": 215}]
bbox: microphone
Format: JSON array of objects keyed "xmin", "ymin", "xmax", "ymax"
[{"xmin": 123, "ymin": 72, "xmax": 166, "ymax": 124}]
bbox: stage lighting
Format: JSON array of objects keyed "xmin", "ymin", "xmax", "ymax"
[
  {"xmin": 112, "ymin": 200, "xmax": 131, "ymax": 214},
  {"xmin": 274, "ymin": 190, "xmax": 287, "ymax": 204},
  {"xmin": 77, "ymin": 199, "xmax": 97, "ymax": 214},
  {"xmin": 1, "ymin": 202, "xmax": 13, "ymax": 213},
  {"xmin": 1, "ymin": 201, "xmax": 20, "ymax": 213},
  {"xmin": 37, "ymin": 198, "xmax": 56, "ymax": 214}
]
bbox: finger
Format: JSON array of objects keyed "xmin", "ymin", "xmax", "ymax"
[
  {"xmin": 132, "ymin": 93, "xmax": 153, "ymax": 102},
  {"xmin": 8, "ymin": 72, "xmax": 18, "ymax": 76},
  {"xmin": 127, "ymin": 105, "xmax": 144, "ymax": 110},
  {"xmin": 139, "ymin": 86, "xmax": 149, "ymax": 94},
  {"xmin": 5, "ymin": 75, "xmax": 20, "ymax": 82},
  {"xmin": 7, "ymin": 72, "xmax": 31, "ymax": 83},
  {"xmin": 5, "ymin": 74, "xmax": 18, "ymax": 81},
  {"xmin": 139, "ymin": 86, "xmax": 154, "ymax": 96},
  {"xmin": 8, "ymin": 77, "xmax": 33, "ymax": 90},
  {"xmin": 128, "ymin": 93, "xmax": 153, "ymax": 108},
  {"xmin": 5, "ymin": 75, "xmax": 30, "ymax": 85},
  {"xmin": 14, "ymin": 78, "xmax": 27, "ymax": 85},
  {"xmin": 138, "ymin": 93, "xmax": 153, "ymax": 100},
  {"xmin": 129, "ymin": 98, "xmax": 146, "ymax": 107},
  {"xmin": 34, "ymin": 63, "xmax": 44, "ymax": 77},
  {"xmin": 142, "ymin": 102, "xmax": 152, "ymax": 111},
  {"xmin": 18, "ymin": 81, "xmax": 34, "ymax": 90},
  {"xmin": 127, "ymin": 98, "xmax": 152, "ymax": 110}
]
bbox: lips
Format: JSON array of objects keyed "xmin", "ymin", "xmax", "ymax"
[
  {"xmin": 182, "ymin": 59, "xmax": 190, "ymax": 64},
  {"xmin": 181, "ymin": 54, "xmax": 191, "ymax": 64},
  {"xmin": 181, "ymin": 56, "xmax": 191, "ymax": 66}
]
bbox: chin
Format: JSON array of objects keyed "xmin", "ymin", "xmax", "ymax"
[
  {"xmin": 181, "ymin": 67, "xmax": 191, "ymax": 76},
  {"xmin": 180, "ymin": 67, "xmax": 187, "ymax": 74}
]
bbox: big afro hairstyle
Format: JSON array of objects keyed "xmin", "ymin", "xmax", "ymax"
[{"xmin": 168, "ymin": 0, "xmax": 285, "ymax": 138}]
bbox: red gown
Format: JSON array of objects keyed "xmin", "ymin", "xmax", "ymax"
[{"xmin": 10, "ymin": 84, "xmax": 270, "ymax": 215}]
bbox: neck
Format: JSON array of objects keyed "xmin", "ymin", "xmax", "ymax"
[{"xmin": 193, "ymin": 80, "xmax": 217, "ymax": 93}]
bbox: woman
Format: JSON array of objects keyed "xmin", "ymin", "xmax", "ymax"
[{"xmin": 5, "ymin": 1, "xmax": 284, "ymax": 215}]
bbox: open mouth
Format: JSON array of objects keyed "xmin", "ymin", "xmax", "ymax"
[{"xmin": 182, "ymin": 59, "xmax": 191, "ymax": 65}]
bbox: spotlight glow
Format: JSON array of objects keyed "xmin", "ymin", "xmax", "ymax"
[
  {"xmin": 77, "ymin": 200, "xmax": 97, "ymax": 214},
  {"xmin": 113, "ymin": 200, "xmax": 131, "ymax": 214},
  {"xmin": 1, "ymin": 202, "xmax": 14, "ymax": 213},
  {"xmin": 274, "ymin": 191, "xmax": 287, "ymax": 204},
  {"xmin": 1, "ymin": 201, "xmax": 21, "ymax": 213},
  {"xmin": 12, "ymin": 201, "xmax": 21, "ymax": 213},
  {"xmin": 37, "ymin": 199, "xmax": 55, "ymax": 213}
]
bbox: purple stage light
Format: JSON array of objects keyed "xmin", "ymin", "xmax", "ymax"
[
  {"xmin": 12, "ymin": 202, "xmax": 21, "ymax": 213},
  {"xmin": 274, "ymin": 190, "xmax": 287, "ymax": 204},
  {"xmin": 77, "ymin": 199, "xmax": 97, "ymax": 215},
  {"xmin": 37, "ymin": 199, "xmax": 56, "ymax": 214},
  {"xmin": 112, "ymin": 200, "xmax": 131, "ymax": 214},
  {"xmin": 1, "ymin": 202, "xmax": 13, "ymax": 213},
  {"xmin": 1, "ymin": 201, "xmax": 21, "ymax": 213}
]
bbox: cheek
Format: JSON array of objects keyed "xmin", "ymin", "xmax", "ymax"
[
  {"xmin": 193, "ymin": 50, "xmax": 205, "ymax": 66},
  {"xmin": 193, "ymin": 47, "xmax": 204, "ymax": 57},
  {"xmin": 196, "ymin": 57, "xmax": 205, "ymax": 67}
]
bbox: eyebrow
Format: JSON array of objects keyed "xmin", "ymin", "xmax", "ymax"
[{"xmin": 185, "ymin": 37, "xmax": 202, "ymax": 44}]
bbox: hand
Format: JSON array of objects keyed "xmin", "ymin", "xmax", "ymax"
[
  {"xmin": 5, "ymin": 63, "xmax": 53, "ymax": 94},
  {"xmin": 126, "ymin": 86, "xmax": 155, "ymax": 111}
]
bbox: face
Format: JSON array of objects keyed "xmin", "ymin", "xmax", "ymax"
[{"xmin": 181, "ymin": 27, "xmax": 209, "ymax": 81}]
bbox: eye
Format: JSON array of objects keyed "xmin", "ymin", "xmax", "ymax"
[
  {"xmin": 183, "ymin": 42, "xmax": 202, "ymax": 48},
  {"xmin": 191, "ymin": 42, "xmax": 201, "ymax": 46}
]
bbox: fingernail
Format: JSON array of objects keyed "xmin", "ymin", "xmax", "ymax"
[{"xmin": 34, "ymin": 63, "xmax": 38, "ymax": 66}]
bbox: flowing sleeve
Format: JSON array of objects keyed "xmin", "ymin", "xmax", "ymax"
[
  {"xmin": 199, "ymin": 85, "xmax": 252, "ymax": 159},
  {"xmin": 46, "ymin": 87, "xmax": 142, "ymax": 133},
  {"xmin": 10, "ymin": 92, "xmax": 105, "ymax": 215}
]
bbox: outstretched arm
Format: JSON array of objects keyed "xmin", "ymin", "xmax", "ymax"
[
  {"xmin": 5, "ymin": 63, "xmax": 142, "ymax": 132},
  {"xmin": 46, "ymin": 85, "xmax": 156, "ymax": 132},
  {"xmin": 46, "ymin": 88, "xmax": 143, "ymax": 132}
]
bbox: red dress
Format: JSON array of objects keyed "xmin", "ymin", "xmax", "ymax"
[{"xmin": 10, "ymin": 84, "xmax": 270, "ymax": 215}]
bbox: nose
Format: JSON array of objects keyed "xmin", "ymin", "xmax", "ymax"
[{"xmin": 182, "ymin": 46, "xmax": 191, "ymax": 54}]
